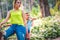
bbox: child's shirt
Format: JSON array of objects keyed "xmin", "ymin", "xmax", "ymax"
[{"xmin": 27, "ymin": 19, "xmax": 32, "ymax": 33}]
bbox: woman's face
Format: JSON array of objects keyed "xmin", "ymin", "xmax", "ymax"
[{"xmin": 15, "ymin": 0, "xmax": 21, "ymax": 9}]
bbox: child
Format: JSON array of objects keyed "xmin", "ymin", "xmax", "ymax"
[{"xmin": 25, "ymin": 13, "xmax": 36, "ymax": 40}]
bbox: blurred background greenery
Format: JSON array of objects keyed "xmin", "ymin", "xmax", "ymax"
[
  {"xmin": 0, "ymin": 0, "xmax": 60, "ymax": 40},
  {"xmin": 0, "ymin": 0, "xmax": 60, "ymax": 19}
]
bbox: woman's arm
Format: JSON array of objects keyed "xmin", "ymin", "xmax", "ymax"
[
  {"xmin": 22, "ymin": 11, "xmax": 27, "ymax": 26},
  {"xmin": 0, "ymin": 11, "xmax": 11, "ymax": 28}
]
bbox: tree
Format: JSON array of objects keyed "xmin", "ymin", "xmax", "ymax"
[
  {"xmin": 39, "ymin": 0, "xmax": 51, "ymax": 17},
  {"xmin": 48, "ymin": 0, "xmax": 56, "ymax": 8},
  {"xmin": 0, "ymin": 0, "xmax": 2, "ymax": 20}
]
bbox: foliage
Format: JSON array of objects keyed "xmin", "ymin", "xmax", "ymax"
[
  {"xmin": 48, "ymin": 0, "xmax": 56, "ymax": 8},
  {"xmin": 54, "ymin": 1, "xmax": 60, "ymax": 12},
  {"xmin": 31, "ymin": 5, "xmax": 41, "ymax": 17},
  {"xmin": 50, "ymin": 8, "xmax": 55, "ymax": 16},
  {"xmin": 50, "ymin": 1, "xmax": 60, "ymax": 16},
  {"xmin": 0, "ymin": 19, "xmax": 10, "ymax": 24},
  {"xmin": 0, "ymin": 19, "xmax": 4, "ymax": 22},
  {"xmin": 7, "ymin": 0, "xmax": 13, "ymax": 10},
  {"xmin": 31, "ymin": 16, "xmax": 60, "ymax": 40}
]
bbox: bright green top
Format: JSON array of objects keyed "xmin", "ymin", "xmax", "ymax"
[{"xmin": 9, "ymin": 9, "xmax": 24, "ymax": 25}]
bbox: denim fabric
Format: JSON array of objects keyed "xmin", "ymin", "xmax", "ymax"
[{"xmin": 4, "ymin": 24, "xmax": 26, "ymax": 40}]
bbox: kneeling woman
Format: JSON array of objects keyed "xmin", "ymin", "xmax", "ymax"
[{"xmin": 0, "ymin": 0, "xmax": 26, "ymax": 40}]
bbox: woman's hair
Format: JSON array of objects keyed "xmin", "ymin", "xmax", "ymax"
[{"xmin": 13, "ymin": 0, "xmax": 21, "ymax": 8}]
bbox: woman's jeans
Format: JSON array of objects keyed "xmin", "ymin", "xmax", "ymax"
[{"xmin": 4, "ymin": 24, "xmax": 26, "ymax": 40}]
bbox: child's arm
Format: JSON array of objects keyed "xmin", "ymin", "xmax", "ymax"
[
  {"xmin": 30, "ymin": 17, "xmax": 37, "ymax": 21},
  {"xmin": 30, "ymin": 16, "xmax": 40, "ymax": 21},
  {"xmin": 29, "ymin": 17, "xmax": 39, "ymax": 27},
  {"xmin": 32, "ymin": 18, "xmax": 37, "ymax": 21}
]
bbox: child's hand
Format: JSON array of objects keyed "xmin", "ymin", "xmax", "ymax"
[
  {"xmin": 32, "ymin": 18, "xmax": 36, "ymax": 20},
  {"xmin": 31, "ymin": 18, "xmax": 37, "ymax": 21}
]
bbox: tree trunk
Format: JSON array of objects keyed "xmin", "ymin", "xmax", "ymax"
[
  {"xmin": 24, "ymin": 0, "xmax": 34, "ymax": 11},
  {"xmin": 44, "ymin": 0, "xmax": 51, "ymax": 17},
  {"xmin": 39, "ymin": 0, "xmax": 51, "ymax": 17},
  {"xmin": 0, "ymin": 1, "xmax": 1, "ymax": 20},
  {"xmin": 0, "ymin": 9, "xmax": 1, "ymax": 20},
  {"xmin": 29, "ymin": 0, "xmax": 34, "ymax": 10}
]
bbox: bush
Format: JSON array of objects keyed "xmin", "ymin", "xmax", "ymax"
[{"xmin": 31, "ymin": 16, "xmax": 60, "ymax": 40}]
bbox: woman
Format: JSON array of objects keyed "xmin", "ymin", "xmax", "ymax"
[{"xmin": 0, "ymin": 0, "xmax": 26, "ymax": 40}]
